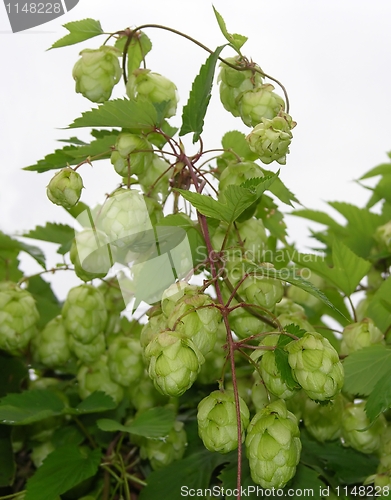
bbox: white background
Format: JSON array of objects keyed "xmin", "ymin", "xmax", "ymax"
[{"xmin": 1, "ymin": 0, "xmax": 390, "ymax": 299}]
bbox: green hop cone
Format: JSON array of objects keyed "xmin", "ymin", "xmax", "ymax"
[
  {"xmin": 77, "ymin": 355, "xmax": 124, "ymax": 405},
  {"xmin": 97, "ymin": 188, "xmax": 151, "ymax": 248},
  {"xmin": 138, "ymin": 155, "xmax": 171, "ymax": 197},
  {"xmin": 31, "ymin": 316, "xmax": 71, "ymax": 367},
  {"xmin": 286, "ymin": 332, "xmax": 344, "ymax": 401},
  {"xmin": 144, "ymin": 331, "xmax": 204, "ymax": 397},
  {"xmin": 62, "ymin": 284, "xmax": 107, "ymax": 344},
  {"xmin": 219, "ymin": 161, "xmax": 264, "ymax": 192},
  {"xmin": 70, "ymin": 229, "xmax": 115, "ymax": 282},
  {"xmin": 139, "ymin": 420, "xmax": 187, "ymax": 470},
  {"xmin": 107, "ymin": 335, "xmax": 144, "ymax": 387},
  {"xmin": 246, "ymin": 113, "xmax": 296, "ymax": 165},
  {"xmin": 46, "ymin": 167, "xmax": 83, "ymax": 210},
  {"xmin": 374, "ymin": 221, "xmax": 391, "ymax": 252},
  {"xmin": 238, "ymin": 83, "xmax": 285, "ymax": 127},
  {"xmin": 197, "ymin": 390, "xmax": 250, "ymax": 454},
  {"xmin": 126, "ymin": 69, "xmax": 179, "ymax": 118},
  {"xmin": 68, "ymin": 332, "xmax": 106, "ymax": 364},
  {"xmin": 218, "ymin": 56, "xmax": 264, "ymax": 117},
  {"xmin": 342, "ymin": 401, "xmax": 387, "ymax": 454},
  {"xmin": 341, "ymin": 318, "xmax": 384, "ymax": 356},
  {"xmin": 302, "ymin": 395, "xmax": 344, "ymax": 442},
  {"xmin": 240, "ymin": 263, "xmax": 284, "ymax": 310},
  {"xmin": 0, "ymin": 281, "xmax": 39, "ymax": 354},
  {"xmin": 127, "ymin": 375, "xmax": 169, "ymax": 412},
  {"xmin": 140, "ymin": 310, "xmax": 168, "ymax": 350},
  {"xmin": 72, "ymin": 46, "xmax": 121, "ymax": 103},
  {"xmin": 245, "ymin": 399, "xmax": 301, "ymax": 489},
  {"xmin": 111, "ymin": 133, "xmax": 154, "ymax": 177}
]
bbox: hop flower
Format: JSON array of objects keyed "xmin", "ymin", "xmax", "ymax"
[
  {"xmin": 342, "ymin": 401, "xmax": 387, "ymax": 454},
  {"xmin": 68, "ymin": 332, "xmax": 106, "ymax": 364},
  {"xmin": 240, "ymin": 263, "xmax": 284, "ymax": 310},
  {"xmin": 219, "ymin": 161, "xmax": 264, "ymax": 192},
  {"xmin": 62, "ymin": 284, "xmax": 107, "ymax": 344},
  {"xmin": 374, "ymin": 221, "xmax": 391, "ymax": 252},
  {"xmin": 238, "ymin": 84, "xmax": 285, "ymax": 127},
  {"xmin": 286, "ymin": 332, "xmax": 344, "ymax": 401},
  {"xmin": 0, "ymin": 282, "xmax": 39, "ymax": 354},
  {"xmin": 126, "ymin": 69, "xmax": 179, "ymax": 118},
  {"xmin": 70, "ymin": 229, "xmax": 115, "ymax": 282},
  {"xmin": 97, "ymin": 188, "xmax": 151, "ymax": 248},
  {"xmin": 144, "ymin": 331, "xmax": 204, "ymax": 396},
  {"xmin": 302, "ymin": 395, "xmax": 344, "ymax": 442},
  {"xmin": 31, "ymin": 316, "xmax": 71, "ymax": 367},
  {"xmin": 197, "ymin": 390, "xmax": 250, "ymax": 454},
  {"xmin": 246, "ymin": 113, "xmax": 296, "ymax": 165},
  {"xmin": 139, "ymin": 420, "xmax": 187, "ymax": 470},
  {"xmin": 107, "ymin": 335, "xmax": 144, "ymax": 387},
  {"xmin": 47, "ymin": 167, "xmax": 83, "ymax": 209},
  {"xmin": 245, "ymin": 399, "xmax": 301, "ymax": 489},
  {"xmin": 341, "ymin": 318, "xmax": 384, "ymax": 356},
  {"xmin": 218, "ymin": 56, "xmax": 264, "ymax": 117},
  {"xmin": 72, "ymin": 46, "xmax": 121, "ymax": 103},
  {"xmin": 111, "ymin": 133, "xmax": 154, "ymax": 177}
]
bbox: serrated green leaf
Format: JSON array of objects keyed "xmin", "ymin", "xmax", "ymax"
[
  {"xmin": 365, "ymin": 372, "xmax": 391, "ymax": 422},
  {"xmin": 26, "ymin": 276, "xmax": 61, "ymax": 328},
  {"xmin": 359, "ymin": 163, "xmax": 391, "ymax": 180},
  {"xmin": 291, "ymin": 209, "xmax": 345, "ymax": 234},
  {"xmin": 50, "ymin": 19, "xmax": 103, "ymax": 50},
  {"xmin": 259, "ymin": 167, "xmax": 299, "ymax": 206},
  {"xmin": 69, "ymin": 98, "xmax": 158, "ymax": 131},
  {"xmin": 23, "ymin": 223, "xmax": 75, "ymax": 255},
  {"xmin": 274, "ymin": 346, "xmax": 298, "ymax": 390},
  {"xmin": 255, "ymin": 194, "xmax": 288, "ymax": 242},
  {"xmin": 98, "ymin": 407, "xmax": 176, "ymax": 438},
  {"xmin": 343, "ymin": 345, "xmax": 391, "ymax": 396},
  {"xmin": 115, "ymin": 31, "xmax": 152, "ymax": 74},
  {"xmin": 0, "ymin": 231, "xmax": 45, "ymax": 268},
  {"xmin": 139, "ymin": 449, "xmax": 229, "ymax": 500},
  {"xmin": 367, "ymin": 277, "xmax": 391, "ymax": 333},
  {"xmin": 286, "ymin": 464, "xmax": 325, "ymax": 499},
  {"xmin": 74, "ymin": 391, "xmax": 117, "ymax": 414},
  {"xmin": 179, "ymin": 46, "xmax": 226, "ymax": 142},
  {"xmin": 0, "ymin": 355, "xmax": 27, "ymax": 398},
  {"xmin": 221, "ymin": 130, "xmax": 258, "ymax": 161},
  {"xmin": 0, "ymin": 390, "xmax": 65, "ymax": 425},
  {"xmin": 212, "ymin": 6, "xmax": 248, "ymax": 50},
  {"xmin": 0, "ymin": 425, "xmax": 15, "ymax": 487},
  {"xmin": 24, "ymin": 445, "xmax": 101, "ymax": 500},
  {"xmin": 51, "ymin": 425, "xmax": 84, "ymax": 448}
]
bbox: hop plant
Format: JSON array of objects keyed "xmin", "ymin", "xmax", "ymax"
[
  {"xmin": 107, "ymin": 335, "xmax": 144, "ymax": 387},
  {"xmin": 246, "ymin": 113, "xmax": 296, "ymax": 165},
  {"xmin": 285, "ymin": 332, "xmax": 344, "ymax": 401},
  {"xmin": 46, "ymin": 167, "xmax": 83, "ymax": 210},
  {"xmin": 126, "ymin": 69, "xmax": 179, "ymax": 118},
  {"xmin": 219, "ymin": 161, "xmax": 264, "ymax": 192},
  {"xmin": 245, "ymin": 399, "xmax": 301, "ymax": 489},
  {"xmin": 97, "ymin": 188, "xmax": 151, "ymax": 248},
  {"xmin": 238, "ymin": 83, "xmax": 285, "ymax": 127},
  {"xmin": 110, "ymin": 133, "xmax": 154, "ymax": 177},
  {"xmin": 0, "ymin": 281, "xmax": 39, "ymax": 354},
  {"xmin": 340, "ymin": 318, "xmax": 384, "ymax": 356},
  {"xmin": 374, "ymin": 221, "xmax": 391, "ymax": 252},
  {"xmin": 240, "ymin": 263, "xmax": 284, "ymax": 310},
  {"xmin": 62, "ymin": 284, "xmax": 107, "ymax": 344},
  {"xmin": 302, "ymin": 395, "xmax": 344, "ymax": 442},
  {"xmin": 144, "ymin": 331, "xmax": 204, "ymax": 397},
  {"xmin": 197, "ymin": 390, "xmax": 250, "ymax": 454},
  {"xmin": 72, "ymin": 46, "xmax": 121, "ymax": 103},
  {"xmin": 31, "ymin": 316, "xmax": 71, "ymax": 367},
  {"xmin": 342, "ymin": 401, "xmax": 387, "ymax": 454},
  {"xmin": 68, "ymin": 332, "xmax": 106, "ymax": 364},
  {"xmin": 218, "ymin": 56, "xmax": 264, "ymax": 117},
  {"xmin": 139, "ymin": 420, "xmax": 187, "ymax": 470}
]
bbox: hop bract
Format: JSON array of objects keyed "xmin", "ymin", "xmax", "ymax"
[
  {"xmin": 341, "ymin": 318, "xmax": 384, "ymax": 356},
  {"xmin": 72, "ymin": 46, "xmax": 121, "ymax": 103},
  {"xmin": 286, "ymin": 332, "xmax": 344, "ymax": 401},
  {"xmin": 246, "ymin": 113, "xmax": 296, "ymax": 165},
  {"xmin": 47, "ymin": 167, "xmax": 83, "ymax": 210},
  {"xmin": 245, "ymin": 399, "xmax": 301, "ymax": 489},
  {"xmin": 62, "ymin": 284, "xmax": 107, "ymax": 344},
  {"xmin": 126, "ymin": 69, "xmax": 178, "ymax": 118},
  {"xmin": 144, "ymin": 331, "xmax": 204, "ymax": 397},
  {"xmin": 0, "ymin": 281, "xmax": 39, "ymax": 354},
  {"xmin": 197, "ymin": 390, "xmax": 250, "ymax": 454},
  {"xmin": 238, "ymin": 83, "xmax": 285, "ymax": 127}
]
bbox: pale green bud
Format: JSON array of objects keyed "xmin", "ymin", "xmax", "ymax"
[
  {"xmin": 111, "ymin": 133, "xmax": 154, "ymax": 176},
  {"xmin": 47, "ymin": 167, "xmax": 83, "ymax": 209},
  {"xmin": 238, "ymin": 84, "xmax": 285, "ymax": 127},
  {"xmin": 68, "ymin": 332, "xmax": 106, "ymax": 364},
  {"xmin": 31, "ymin": 316, "xmax": 71, "ymax": 367},
  {"xmin": 107, "ymin": 335, "xmax": 144, "ymax": 387},
  {"xmin": 341, "ymin": 318, "xmax": 384, "ymax": 356},
  {"xmin": 303, "ymin": 395, "xmax": 344, "ymax": 442},
  {"xmin": 219, "ymin": 161, "xmax": 264, "ymax": 192}
]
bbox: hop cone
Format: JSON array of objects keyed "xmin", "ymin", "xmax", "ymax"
[
  {"xmin": 68, "ymin": 332, "xmax": 106, "ymax": 364},
  {"xmin": 341, "ymin": 318, "xmax": 384, "ymax": 356},
  {"xmin": 245, "ymin": 399, "xmax": 301, "ymax": 489},
  {"xmin": 139, "ymin": 420, "xmax": 187, "ymax": 470},
  {"xmin": 197, "ymin": 390, "xmax": 250, "ymax": 454},
  {"xmin": 342, "ymin": 401, "xmax": 387, "ymax": 454},
  {"xmin": 302, "ymin": 395, "xmax": 344, "ymax": 442},
  {"xmin": 31, "ymin": 316, "xmax": 71, "ymax": 367},
  {"xmin": 219, "ymin": 161, "xmax": 264, "ymax": 192},
  {"xmin": 218, "ymin": 56, "xmax": 264, "ymax": 117},
  {"xmin": 375, "ymin": 221, "xmax": 391, "ymax": 252},
  {"xmin": 144, "ymin": 331, "xmax": 204, "ymax": 396},
  {"xmin": 77, "ymin": 355, "xmax": 124, "ymax": 405},
  {"xmin": 240, "ymin": 263, "xmax": 284, "ymax": 310},
  {"xmin": 62, "ymin": 284, "xmax": 107, "ymax": 344},
  {"xmin": 97, "ymin": 188, "xmax": 151, "ymax": 248},
  {"xmin": 47, "ymin": 167, "xmax": 83, "ymax": 210},
  {"xmin": 140, "ymin": 310, "xmax": 168, "ymax": 350},
  {"xmin": 107, "ymin": 335, "xmax": 144, "ymax": 387},
  {"xmin": 126, "ymin": 69, "xmax": 178, "ymax": 118},
  {"xmin": 246, "ymin": 113, "xmax": 296, "ymax": 165},
  {"xmin": 0, "ymin": 281, "xmax": 39, "ymax": 353},
  {"xmin": 72, "ymin": 46, "xmax": 121, "ymax": 103},
  {"xmin": 127, "ymin": 375, "xmax": 169, "ymax": 412},
  {"xmin": 111, "ymin": 133, "xmax": 154, "ymax": 177},
  {"xmin": 70, "ymin": 228, "xmax": 115, "ymax": 282},
  {"xmin": 286, "ymin": 332, "xmax": 344, "ymax": 401},
  {"xmin": 238, "ymin": 83, "xmax": 285, "ymax": 127}
]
